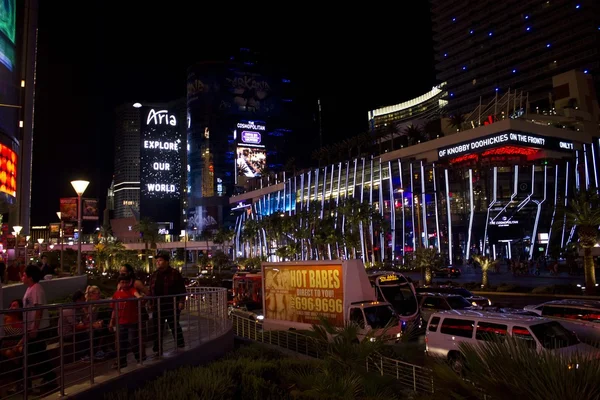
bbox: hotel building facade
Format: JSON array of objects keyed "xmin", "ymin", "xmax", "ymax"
[{"xmin": 230, "ymin": 71, "xmax": 600, "ymax": 264}]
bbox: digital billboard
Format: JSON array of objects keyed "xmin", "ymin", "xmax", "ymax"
[
  {"xmin": 0, "ymin": 0, "xmax": 18, "ymax": 144},
  {"xmin": 140, "ymin": 107, "xmax": 183, "ymax": 233},
  {"xmin": 438, "ymin": 131, "xmax": 575, "ymax": 160},
  {"xmin": 263, "ymin": 264, "xmax": 344, "ymax": 326},
  {"xmin": 0, "ymin": 143, "xmax": 17, "ymax": 197},
  {"xmin": 236, "ymin": 146, "xmax": 266, "ymax": 178},
  {"xmin": 0, "ymin": 0, "xmax": 16, "ymax": 70}
]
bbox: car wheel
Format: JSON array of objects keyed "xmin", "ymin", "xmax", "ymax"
[{"xmin": 448, "ymin": 352, "xmax": 465, "ymax": 375}]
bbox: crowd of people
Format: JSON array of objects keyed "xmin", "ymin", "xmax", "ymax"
[{"xmin": 0, "ymin": 252, "xmax": 187, "ymax": 396}]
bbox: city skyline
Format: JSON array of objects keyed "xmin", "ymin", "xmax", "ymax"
[{"xmin": 28, "ymin": 3, "xmax": 435, "ymax": 225}]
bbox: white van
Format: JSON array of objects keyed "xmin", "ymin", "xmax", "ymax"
[
  {"xmin": 425, "ymin": 310, "xmax": 597, "ymax": 372},
  {"xmin": 524, "ymin": 300, "xmax": 600, "ymax": 345}
]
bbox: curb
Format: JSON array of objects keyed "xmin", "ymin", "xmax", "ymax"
[{"xmin": 472, "ymin": 291, "xmax": 600, "ymax": 299}]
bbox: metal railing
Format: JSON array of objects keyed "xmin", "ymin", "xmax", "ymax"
[
  {"xmin": 0, "ymin": 287, "xmax": 230, "ymax": 399},
  {"xmin": 230, "ymin": 313, "xmax": 434, "ymax": 394}
]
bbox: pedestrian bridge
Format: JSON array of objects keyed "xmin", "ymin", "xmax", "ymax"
[
  {"xmin": 58, "ymin": 240, "xmax": 219, "ymax": 253},
  {"xmin": 0, "ymin": 288, "xmax": 233, "ymax": 399}
]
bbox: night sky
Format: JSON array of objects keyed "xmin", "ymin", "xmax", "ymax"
[{"xmin": 30, "ymin": 3, "xmax": 436, "ymax": 225}]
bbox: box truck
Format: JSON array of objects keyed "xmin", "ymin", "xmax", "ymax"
[{"xmin": 262, "ymin": 260, "xmax": 403, "ymax": 341}]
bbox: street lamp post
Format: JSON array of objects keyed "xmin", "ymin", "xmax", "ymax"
[
  {"xmin": 37, "ymin": 238, "xmax": 43, "ymax": 259},
  {"xmin": 71, "ymin": 180, "xmax": 89, "ymax": 275},
  {"xmin": 57, "ymin": 212, "xmax": 64, "ymax": 273},
  {"xmin": 13, "ymin": 225, "xmax": 22, "ymax": 264}
]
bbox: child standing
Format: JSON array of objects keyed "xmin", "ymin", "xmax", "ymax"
[{"xmin": 109, "ymin": 273, "xmax": 143, "ymax": 368}]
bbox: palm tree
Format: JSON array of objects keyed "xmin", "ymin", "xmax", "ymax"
[
  {"xmin": 355, "ymin": 132, "xmax": 370, "ymax": 157},
  {"xmin": 283, "ymin": 157, "xmax": 297, "ymax": 177},
  {"xmin": 414, "ymin": 247, "xmax": 438, "ymax": 285},
  {"xmin": 404, "ymin": 124, "xmax": 425, "ymax": 145},
  {"xmin": 385, "ymin": 123, "xmax": 398, "ymax": 152},
  {"xmin": 342, "ymin": 137, "xmax": 356, "ymax": 160},
  {"xmin": 472, "ymin": 255, "xmax": 495, "ymax": 289},
  {"xmin": 424, "ymin": 337, "xmax": 600, "ymax": 400},
  {"xmin": 424, "ymin": 119, "xmax": 442, "ymax": 139},
  {"xmin": 311, "ymin": 147, "xmax": 329, "ymax": 167},
  {"xmin": 200, "ymin": 229, "xmax": 214, "ymax": 256},
  {"xmin": 98, "ymin": 224, "xmax": 113, "ymax": 244},
  {"xmin": 241, "ymin": 218, "xmax": 260, "ymax": 258},
  {"xmin": 447, "ymin": 113, "xmax": 466, "ymax": 132},
  {"xmin": 134, "ymin": 217, "xmax": 159, "ymax": 271},
  {"xmin": 563, "ymin": 190, "xmax": 600, "ymax": 294},
  {"xmin": 213, "ymin": 227, "xmax": 234, "ymax": 253},
  {"xmin": 372, "ymin": 129, "xmax": 387, "ymax": 155}
]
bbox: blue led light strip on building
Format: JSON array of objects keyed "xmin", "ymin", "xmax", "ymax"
[
  {"xmin": 445, "ymin": 169, "xmax": 452, "ymax": 265},
  {"xmin": 530, "ymin": 166, "xmax": 547, "ymax": 260},
  {"xmin": 546, "ymin": 166, "xmax": 559, "ymax": 257}
]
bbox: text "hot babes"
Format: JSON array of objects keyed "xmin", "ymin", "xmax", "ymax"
[{"xmin": 290, "ymin": 269, "xmax": 341, "ymax": 289}]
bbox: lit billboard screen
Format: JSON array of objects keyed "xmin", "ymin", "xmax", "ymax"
[
  {"xmin": 0, "ymin": 0, "xmax": 16, "ymax": 70},
  {"xmin": 140, "ymin": 107, "xmax": 183, "ymax": 232},
  {"xmin": 263, "ymin": 263, "xmax": 344, "ymax": 326},
  {"xmin": 236, "ymin": 146, "xmax": 266, "ymax": 178},
  {"xmin": 0, "ymin": 0, "xmax": 17, "ymax": 145},
  {"xmin": 0, "ymin": 143, "xmax": 17, "ymax": 197}
]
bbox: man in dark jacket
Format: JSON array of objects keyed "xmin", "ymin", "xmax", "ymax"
[{"xmin": 149, "ymin": 252, "xmax": 186, "ymax": 354}]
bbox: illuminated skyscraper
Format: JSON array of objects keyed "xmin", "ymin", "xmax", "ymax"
[
  {"xmin": 112, "ymin": 101, "xmax": 186, "ymax": 234},
  {"xmin": 0, "ymin": 0, "xmax": 38, "ymax": 236},
  {"xmin": 185, "ymin": 48, "xmax": 294, "ymax": 232},
  {"xmin": 430, "ymin": 0, "xmax": 600, "ymax": 115},
  {"xmin": 113, "ymin": 104, "xmax": 141, "ymax": 219}
]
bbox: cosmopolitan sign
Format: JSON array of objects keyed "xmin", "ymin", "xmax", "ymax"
[
  {"xmin": 237, "ymin": 121, "xmax": 266, "ymax": 131},
  {"xmin": 438, "ymin": 131, "xmax": 574, "ymax": 159}
]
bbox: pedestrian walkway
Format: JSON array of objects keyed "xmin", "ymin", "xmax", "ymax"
[{"xmin": 0, "ymin": 288, "xmax": 232, "ymax": 399}]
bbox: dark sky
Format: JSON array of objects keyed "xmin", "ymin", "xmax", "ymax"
[{"xmin": 30, "ymin": 3, "xmax": 436, "ymax": 225}]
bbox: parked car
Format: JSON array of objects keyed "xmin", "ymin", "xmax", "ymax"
[
  {"xmin": 417, "ymin": 293, "xmax": 476, "ymax": 323},
  {"xmin": 432, "ymin": 266, "xmax": 461, "ymax": 278},
  {"xmin": 524, "ymin": 299, "xmax": 600, "ymax": 345},
  {"xmin": 426, "ymin": 310, "xmax": 598, "ymax": 373},
  {"xmin": 416, "ymin": 286, "xmax": 491, "ymax": 307}
]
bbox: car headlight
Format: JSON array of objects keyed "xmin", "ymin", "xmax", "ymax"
[
  {"xmin": 256, "ymin": 315, "xmax": 264, "ymax": 321},
  {"xmin": 396, "ymin": 333, "xmax": 401, "ymax": 338},
  {"xmin": 488, "ymin": 299, "xmax": 492, "ymax": 306},
  {"xmin": 369, "ymin": 337, "xmax": 376, "ymax": 342},
  {"xmin": 568, "ymin": 363, "xmax": 579, "ymax": 370},
  {"xmin": 472, "ymin": 301, "xmax": 478, "ymax": 306}
]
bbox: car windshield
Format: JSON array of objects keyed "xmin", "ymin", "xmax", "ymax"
[
  {"xmin": 363, "ymin": 305, "xmax": 398, "ymax": 329},
  {"xmin": 530, "ymin": 321, "xmax": 580, "ymax": 349},
  {"xmin": 379, "ymin": 285, "xmax": 418, "ymax": 316},
  {"xmin": 446, "ymin": 296, "xmax": 473, "ymax": 309}
]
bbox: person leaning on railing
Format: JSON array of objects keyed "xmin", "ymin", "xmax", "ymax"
[
  {"xmin": 83, "ymin": 285, "xmax": 112, "ymax": 360},
  {"xmin": 0, "ymin": 299, "xmax": 24, "ymax": 395},
  {"xmin": 119, "ymin": 264, "xmax": 149, "ymax": 358},
  {"xmin": 18, "ymin": 265, "xmax": 58, "ymax": 392},
  {"xmin": 60, "ymin": 290, "xmax": 89, "ymax": 361}
]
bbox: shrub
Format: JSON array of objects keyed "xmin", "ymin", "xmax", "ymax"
[{"xmin": 105, "ymin": 343, "xmax": 404, "ymax": 400}]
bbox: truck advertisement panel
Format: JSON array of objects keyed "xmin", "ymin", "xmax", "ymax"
[{"xmin": 263, "ymin": 264, "xmax": 344, "ymax": 326}]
